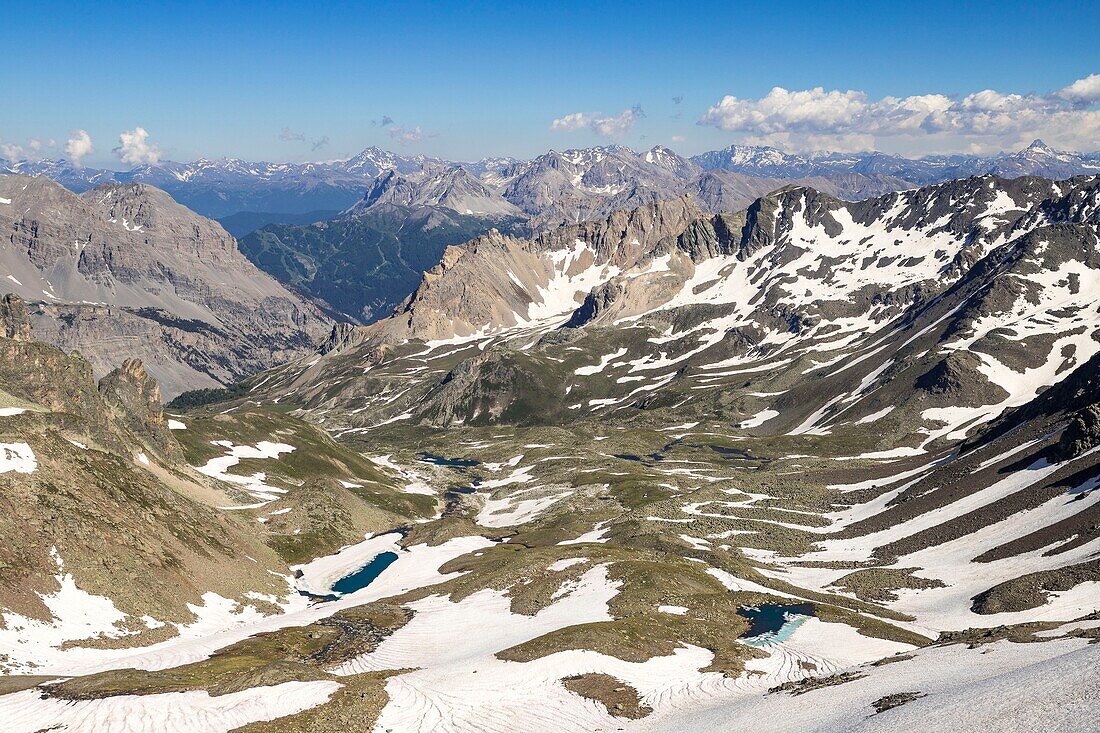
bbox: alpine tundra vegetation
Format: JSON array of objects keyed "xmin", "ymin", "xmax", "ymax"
[{"xmin": 1, "ymin": 1, "xmax": 1099, "ymax": 731}]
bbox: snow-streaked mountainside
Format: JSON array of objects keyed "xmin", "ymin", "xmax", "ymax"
[
  {"xmin": 2, "ymin": 173, "xmax": 1099, "ymax": 732},
  {"xmin": 0, "ymin": 174, "xmax": 330, "ymax": 395},
  {"xmin": 279, "ymin": 174, "xmax": 1099, "ymax": 371}
]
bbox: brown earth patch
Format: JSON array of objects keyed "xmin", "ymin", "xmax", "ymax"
[{"xmin": 562, "ymin": 673, "xmax": 652, "ymax": 719}]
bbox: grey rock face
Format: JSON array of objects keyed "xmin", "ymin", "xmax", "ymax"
[
  {"xmin": 320, "ymin": 322, "xmax": 362, "ymax": 355},
  {"xmin": 348, "ymin": 166, "xmax": 523, "ymax": 219},
  {"xmin": 0, "ymin": 174, "xmax": 331, "ymax": 396},
  {"xmin": 98, "ymin": 357, "xmax": 180, "ymax": 460}
]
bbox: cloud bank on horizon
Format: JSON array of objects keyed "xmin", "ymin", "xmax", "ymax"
[
  {"xmin": 692, "ymin": 74, "xmax": 1100, "ymax": 154},
  {"xmin": 548, "ymin": 74, "xmax": 1099, "ymax": 155},
  {"xmin": 1, "ymin": 74, "xmax": 1097, "ymax": 168}
]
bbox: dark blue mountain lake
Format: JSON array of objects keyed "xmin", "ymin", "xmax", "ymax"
[
  {"xmin": 330, "ymin": 551, "xmax": 400, "ymax": 595},
  {"xmin": 419, "ymin": 452, "xmax": 480, "ymax": 467},
  {"xmin": 738, "ymin": 603, "xmax": 816, "ymax": 646}
]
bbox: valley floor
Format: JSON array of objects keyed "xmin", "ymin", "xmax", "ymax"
[{"xmin": 2, "ymin": 411, "xmax": 1098, "ymax": 732}]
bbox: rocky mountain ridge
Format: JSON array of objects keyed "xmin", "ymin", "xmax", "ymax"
[
  {"xmin": 0, "ymin": 174, "xmax": 331, "ymax": 396},
  {"xmin": 254, "ymin": 173, "xmax": 1100, "ymax": 447}
]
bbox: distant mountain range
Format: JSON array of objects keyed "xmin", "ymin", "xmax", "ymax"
[
  {"xmin": 693, "ymin": 138, "xmax": 1100, "ymax": 183},
  {"xmin": 5, "ymin": 140, "xmax": 1098, "ymax": 224},
  {"xmin": 0, "ymin": 148, "xmax": 436, "ymax": 219}
]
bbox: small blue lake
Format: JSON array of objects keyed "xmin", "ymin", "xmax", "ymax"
[
  {"xmin": 419, "ymin": 452, "xmax": 480, "ymax": 468},
  {"xmin": 330, "ymin": 551, "xmax": 400, "ymax": 596},
  {"xmin": 738, "ymin": 603, "xmax": 816, "ymax": 647}
]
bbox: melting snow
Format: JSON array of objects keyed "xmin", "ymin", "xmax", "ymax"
[
  {"xmin": 739, "ymin": 409, "xmax": 779, "ymax": 429},
  {"xmin": 195, "ymin": 440, "xmax": 296, "ymax": 506},
  {"xmin": 0, "ymin": 681, "xmax": 341, "ymax": 733},
  {"xmin": 0, "ymin": 442, "xmax": 37, "ymax": 473}
]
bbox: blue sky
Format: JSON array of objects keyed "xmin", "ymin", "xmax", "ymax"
[{"xmin": 3, "ymin": 0, "xmax": 1098, "ymax": 167}]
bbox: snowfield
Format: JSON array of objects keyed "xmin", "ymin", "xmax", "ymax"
[
  {"xmin": 647, "ymin": 639, "xmax": 1098, "ymax": 733},
  {"xmin": 1, "ymin": 680, "xmax": 341, "ymax": 733},
  {"xmin": 195, "ymin": 440, "xmax": 296, "ymax": 506},
  {"xmin": 0, "ymin": 537, "xmax": 492, "ymax": 676},
  {"xmin": 0, "ymin": 442, "xmax": 37, "ymax": 473}
]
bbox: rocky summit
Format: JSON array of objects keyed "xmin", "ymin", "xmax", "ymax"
[{"xmin": 2, "ymin": 14, "xmax": 1100, "ymax": 728}]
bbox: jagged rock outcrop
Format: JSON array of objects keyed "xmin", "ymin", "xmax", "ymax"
[
  {"xmin": 0, "ymin": 293, "xmax": 32, "ymax": 341},
  {"xmin": 320, "ymin": 323, "xmax": 364, "ymax": 355},
  {"xmin": 0, "ymin": 324, "xmax": 287, "ymax": 627},
  {"xmin": 0, "ymin": 325, "xmax": 178, "ymax": 462},
  {"xmin": 1053, "ymin": 404, "xmax": 1100, "ymax": 461},
  {"xmin": 564, "ymin": 280, "xmax": 628, "ymax": 328},
  {"xmin": 98, "ymin": 358, "xmax": 180, "ymax": 460}
]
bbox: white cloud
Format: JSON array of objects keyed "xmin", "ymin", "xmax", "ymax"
[
  {"xmin": 552, "ymin": 106, "xmax": 643, "ymax": 138},
  {"xmin": 698, "ymin": 86, "xmax": 952, "ymax": 137},
  {"xmin": 1056, "ymin": 73, "xmax": 1100, "ymax": 105},
  {"xmin": 388, "ymin": 125, "xmax": 423, "ymax": 145},
  {"xmin": 115, "ymin": 127, "xmax": 162, "ymax": 166},
  {"xmin": 551, "ymin": 112, "xmax": 592, "ymax": 132},
  {"xmin": 671, "ymin": 134, "xmax": 685, "ymax": 142},
  {"xmin": 2, "ymin": 135, "xmax": 65, "ymax": 162},
  {"xmin": 699, "ymin": 75, "xmax": 1100, "ymax": 153},
  {"xmin": 0, "ymin": 140, "xmax": 25, "ymax": 160},
  {"xmin": 65, "ymin": 130, "xmax": 94, "ymax": 166}
]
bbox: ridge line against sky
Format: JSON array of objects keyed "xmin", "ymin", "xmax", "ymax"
[{"xmin": 1, "ymin": 0, "xmax": 1098, "ymax": 167}]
